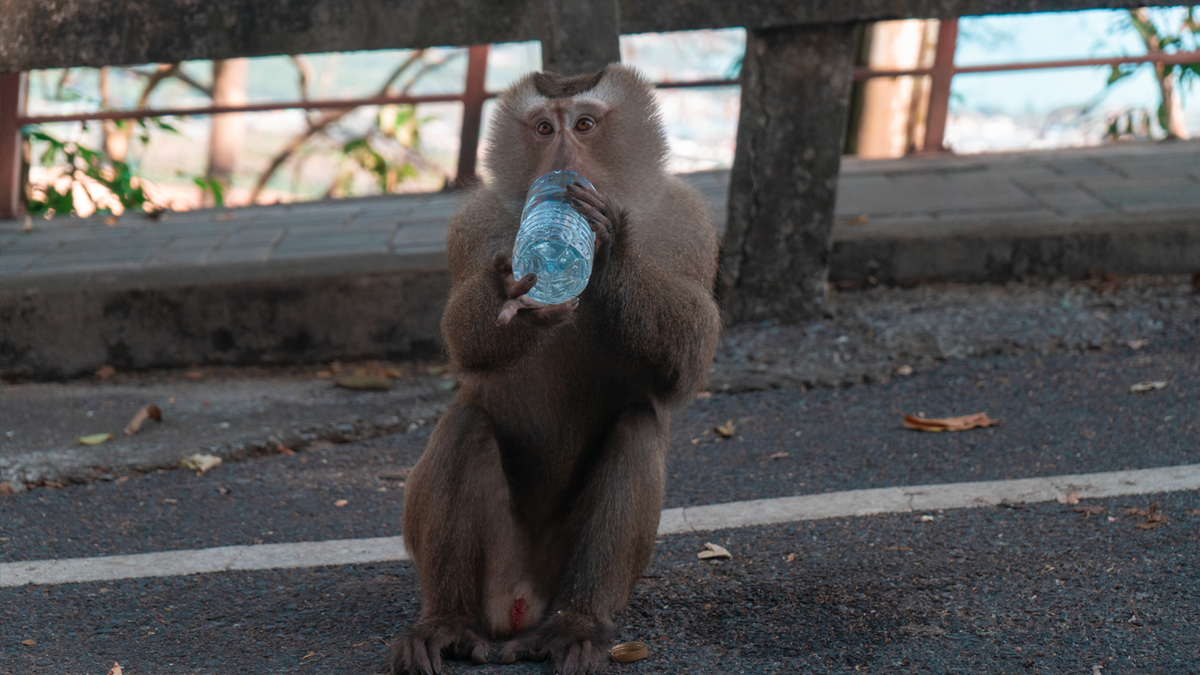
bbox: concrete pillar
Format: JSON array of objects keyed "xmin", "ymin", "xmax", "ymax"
[
  {"xmin": 720, "ymin": 24, "xmax": 856, "ymax": 324},
  {"xmin": 538, "ymin": 0, "xmax": 621, "ymax": 75}
]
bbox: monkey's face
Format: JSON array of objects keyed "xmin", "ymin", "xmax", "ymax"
[
  {"xmin": 525, "ymin": 96, "xmax": 610, "ymax": 179},
  {"xmin": 484, "ymin": 65, "xmax": 669, "ymax": 204}
]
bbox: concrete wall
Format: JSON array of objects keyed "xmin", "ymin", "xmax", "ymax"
[{"xmin": 2, "ymin": 0, "xmax": 1154, "ymax": 71}]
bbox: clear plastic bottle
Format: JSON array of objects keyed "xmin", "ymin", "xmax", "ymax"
[{"xmin": 511, "ymin": 170, "xmax": 597, "ymax": 305}]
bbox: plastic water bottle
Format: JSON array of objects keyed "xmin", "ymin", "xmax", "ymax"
[{"xmin": 511, "ymin": 170, "xmax": 597, "ymax": 305}]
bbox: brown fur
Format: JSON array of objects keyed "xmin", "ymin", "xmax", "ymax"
[
  {"xmin": 532, "ymin": 69, "xmax": 608, "ymax": 98},
  {"xmin": 390, "ymin": 64, "xmax": 721, "ymax": 675}
]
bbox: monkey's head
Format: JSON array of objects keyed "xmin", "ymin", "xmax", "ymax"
[{"xmin": 484, "ymin": 64, "xmax": 669, "ymax": 203}]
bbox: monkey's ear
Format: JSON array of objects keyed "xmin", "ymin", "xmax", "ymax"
[{"xmin": 533, "ymin": 68, "xmax": 609, "ymax": 99}]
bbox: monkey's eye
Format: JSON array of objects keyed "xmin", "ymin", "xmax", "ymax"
[
  {"xmin": 574, "ymin": 117, "xmax": 595, "ymax": 132},
  {"xmin": 535, "ymin": 120, "xmax": 554, "ymax": 136}
]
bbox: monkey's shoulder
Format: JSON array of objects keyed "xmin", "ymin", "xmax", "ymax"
[
  {"xmin": 446, "ymin": 186, "xmax": 521, "ymax": 270},
  {"xmin": 631, "ymin": 176, "xmax": 719, "ymax": 282}
]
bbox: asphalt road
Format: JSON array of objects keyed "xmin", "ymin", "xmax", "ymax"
[{"xmin": 2, "ymin": 341, "xmax": 1197, "ymax": 674}]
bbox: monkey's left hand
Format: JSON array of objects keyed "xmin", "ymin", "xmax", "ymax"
[{"xmin": 567, "ymin": 183, "xmax": 625, "ymax": 277}]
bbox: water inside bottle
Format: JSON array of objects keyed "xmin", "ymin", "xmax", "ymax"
[{"xmin": 512, "ymin": 171, "xmax": 596, "ymax": 305}]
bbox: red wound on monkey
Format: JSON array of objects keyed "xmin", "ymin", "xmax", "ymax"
[{"xmin": 510, "ymin": 597, "xmax": 528, "ymax": 634}]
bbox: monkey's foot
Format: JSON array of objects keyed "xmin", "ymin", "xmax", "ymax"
[
  {"xmin": 389, "ymin": 621, "xmax": 489, "ymax": 675},
  {"xmin": 498, "ymin": 611, "xmax": 616, "ymax": 675}
]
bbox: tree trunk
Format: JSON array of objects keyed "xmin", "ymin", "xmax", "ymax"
[
  {"xmin": 538, "ymin": 0, "xmax": 620, "ymax": 75},
  {"xmin": 720, "ymin": 23, "xmax": 856, "ymax": 324},
  {"xmin": 206, "ymin": 58, "xmax": 249, "ymax": 205},
  {"xmin": 1130, "ymin": 9, "xmax": 1190, "ymax": 140}
]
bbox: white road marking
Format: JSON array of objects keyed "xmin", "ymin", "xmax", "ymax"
[{"xmin": 3, "ymin": 464, "xmax": 1197, "ymax": 588}]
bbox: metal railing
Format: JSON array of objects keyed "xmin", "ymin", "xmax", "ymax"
[{"xmin": 2, "ymin": 18, "xmax": 1198, "ymax": 220}]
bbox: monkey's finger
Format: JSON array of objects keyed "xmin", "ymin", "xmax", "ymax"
[
  {"xmin": 566, "ymin": 183, "xmax": 606, "ymax": 210},
  {"xmin": 571, "ymin": 199, "xmax": 614, "ymax": 246},
  {"xmin": 529, "ymin": 298, "xmax": 579, "ymax": 326},
  {"xmin": 503, "ymin": 272, "xmax": 537, "ymax": 299},
  {"xmin": 406, "ymin": 642, "xmax": 436, "ymax": 675},
  {"xmin": 492, "ymin": 252, "xmax": 513, "ymax": 274},
  {"xmin": 496, "ymin": 299, "xmax": 522, "ymax": 325},
  {"xmin": 470, "ymin": 643, "xmax": 489, "ymax": 665}
]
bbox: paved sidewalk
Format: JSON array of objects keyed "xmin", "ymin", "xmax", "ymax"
[
  {"xmin": 2, "ymin": 140, "xmax": 1196, "ymax": 290},
  {"xmin": 1, "ymin": 141, "xmax": 1197, "ymax": 378}
]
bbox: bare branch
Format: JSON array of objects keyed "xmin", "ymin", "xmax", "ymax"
[
  {"xmin": 121, "ymin": 65, "xmax": 212, "ymax": 98},
  {"xmin": 248, "ymin": 49, "xmax": 447, "ymax": 203}
]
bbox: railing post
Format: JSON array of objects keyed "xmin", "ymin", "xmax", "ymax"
[
  {"xmin": 922, "ymin": 18, "xmax": 958, "ymax": 153},
  {"xmin": 454, "ymin": 45, "xmax": 490, "ymax": 188},
  {"xmin": 0, "ymin": 72, "xmax": 26, "ymax": 221}
]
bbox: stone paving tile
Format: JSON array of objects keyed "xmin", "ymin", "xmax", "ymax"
[
  {"xmin": 1097, "ymin": 153, "xmax": 1200, "ymax": 179},
  {"xmin": 1031, "ymin": 189, "xmax": 1113, "ymax": 216},
  {"xmin": 847, "ymin": 173, "xmax": 1039, "ymax": 215},
  {"xmin": 273, "ymin": 230, "xmax": 395, "ymax": 251},
  {"xmin": 0, "ymin": 254, "xmax": 45, "ymax": 274},
  {"xmin": 1097, "ymin": 182, "xmax": 1200, "ymax": 211},
  {"xmin": 223, "ymin": 229, "xmax": 284, "ymax": 246},
  {"xmin": 1043, "ymin": 158, "xmax": 1122, "ymax": 177},
  {"xmin": 392, "ymin": 222, "xmax": 450, "ymax": 248},
  {"xmin": 206, "ymin": 245, "xmax": 274, "ymax": 264},
  {"xmin": 35, "ymin": 242, "xmax": 161, "ymax": 262}
]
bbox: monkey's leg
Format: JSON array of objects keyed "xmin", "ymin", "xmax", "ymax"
[
  {"xmin": 391, "ymin": 403, "xmax": 542, "ymax": 674},
  {"xmin": 500, "ymin": 404, "xmax": 666, "ymax": 674}
]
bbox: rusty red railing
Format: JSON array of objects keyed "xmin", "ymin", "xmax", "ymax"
[{"xmin": 2, "ymin": 19, "xmax": 1198, "ymax": 220}]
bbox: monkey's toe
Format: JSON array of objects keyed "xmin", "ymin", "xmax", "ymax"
[
  {"xmin": 499, "ymin": 611, "xmax": 614, "ymax": 674},
  {"xmin": 389, "ymin": 621, "xmax": 489, "ymax": 675}
]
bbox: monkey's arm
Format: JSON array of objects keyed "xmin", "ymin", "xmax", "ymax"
[
  {"xmin": 590, "ymin": 251, "xmax": 720, "ymax": 400},
  {"xmin": 567, "ymin": 190, "xmax": 717, "ymax": 400},
  {"xmin": 440, "ymin": 193, "xmax": 574, "ymax": 372}
]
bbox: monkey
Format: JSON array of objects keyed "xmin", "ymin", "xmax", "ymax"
[{"xmin": 390, "ymin": 64, "xmax": 721, "ymax": 675}]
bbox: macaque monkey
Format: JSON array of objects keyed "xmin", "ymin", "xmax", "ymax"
[{"xmin": 391, "ymin": 65, "xmax": 721, "ymax": 675}]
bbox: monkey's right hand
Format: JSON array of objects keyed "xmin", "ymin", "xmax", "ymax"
[{"xmin": 492, "ymin": 253, "xmax": 579, "ymax": 327}]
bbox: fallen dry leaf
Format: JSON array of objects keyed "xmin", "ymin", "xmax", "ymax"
[
  {"xmin": 180, "ymin": 453, "xmax": 222, "ymax": 475},
  {"xmin": 1056, "ymin": 492, "xmax": 1081, "ymax": 505},
  {"xmin": 610, "ymin": 642, "xmax": 648, "ymax": 663},
  {"xmin": 697, "ymin": 542, "xmax": 732, "ymax": 560},
  {"xmin": 277, "ymin": 444, "xmax": 295, "ymax": 455},
  {"xmin": 903, "ymin": 413, "xmax": 1000, "ymax": 432},
  {"xmin": 335, "ymin": 374, "xmax": 392, "ymax": 391},
  {"xmin": 786, "ymin": 553, "xmax": 796, "ymax": 562},
  {"xmin": 713, "ymin": 420, "xmax": 735, "ymax": 438},
  {"xmin": 769, "ymin": 451, "xmax": 789, "ymax": 460},
  {"xmin": 78, "ymin": 433, "xmax": 114, "ymax": 445},
  {"xmin": 1128, "ymin": 381, "xmax": 1167, "ymax": 393},
  {"xmin": 95, "ymin": 365, "xmax": 117, "ymax": 379},
  {"xmin": 21, "ymin": 639, "xmax": 35, "ymax": 646},
  {"xmin": 1127, "ymin": 339, "xmax": 1150, "ymax": 350},
  {"xmin": 334, "ymin": 499, "xmax": 349, "ymax": 507},
  {"xmin": 1075, "ymin": 505, "xmax": 1106, "ymax": 516},
  {"xmin": 124, "ymin": 404, "xmax": 163, "ymax": 436},
  {"xmin": 886, "ymin": 546, "xmax": 913, "ymax": 551},
  {"xmin": 108, "ymin": 663, "xmax": 123, "ymax": 675},
  {"xmin": 1125, "ymin": 502, "xmax": 1168, "ymax": 530}
]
